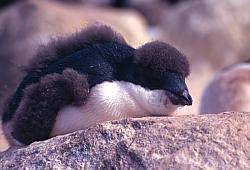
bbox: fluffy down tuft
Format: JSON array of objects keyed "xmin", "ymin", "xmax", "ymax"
[
  {"xmin": 11, "ymin": 68, "xmax": 89, "ymax": 144},
  {"xmin": 26, "ymin": 24, "xmax": 127, "ymax": 72},
  {"xmin": 134, "ymin": 41, "xmax": 190, "ymax": 77}
]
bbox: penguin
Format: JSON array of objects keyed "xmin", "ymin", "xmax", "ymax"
[
  {"xmin": 2, "ymin": 25, "xmax": 192, "ymax": 146},
  {"xmin": 200, "ymin": 61, "xmax": 250, "ymax": 114}
]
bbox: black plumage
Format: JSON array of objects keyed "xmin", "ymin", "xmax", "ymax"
[{"xmin": 2, "ymin": 25, "xmax": 192, "ymax": 145}]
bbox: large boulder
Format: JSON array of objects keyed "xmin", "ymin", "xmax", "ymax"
[{"xmin": 0, "ymin": 112, "xmax": 249, "ymax": 169}]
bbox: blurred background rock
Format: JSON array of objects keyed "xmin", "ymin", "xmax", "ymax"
[
  {"xmin": 0, "ymin": 0, "xmax": 149, "ymax": 103},
  {"xmin": 1, "ymin": 0, "xmax": 250, "ymax": 151},
  {"xmin": 200, "ymin": 61, "xmax": 250, "ymax": 114}
]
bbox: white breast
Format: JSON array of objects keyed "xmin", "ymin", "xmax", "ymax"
[{"xmin": 50, "ymin": 81, "xmax": 179, "ymax": 137}]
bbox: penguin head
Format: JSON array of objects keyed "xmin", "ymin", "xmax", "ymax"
[{"xmin": 118, "ymin": 41, "xmax": 192, "ymax": 116}]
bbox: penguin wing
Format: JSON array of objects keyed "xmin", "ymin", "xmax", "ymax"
[{"xmin": 11, "ymin": 68, "xmax": 89, "ymax": 145}]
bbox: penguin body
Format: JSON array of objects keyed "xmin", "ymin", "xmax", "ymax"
[{"xmin": 2, "ymin": 25, "xmax": 192, "ymax": 146}]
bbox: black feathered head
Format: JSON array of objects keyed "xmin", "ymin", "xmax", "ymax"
[
  {"xmin": 134, "ymin": 41, "xmax": 190, "ymax": 77},
  {"xmin": 124, "ymin": 41, "xmax": 192, "ymax": 106}
]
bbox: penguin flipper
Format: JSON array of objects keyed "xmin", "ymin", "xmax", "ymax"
[{"xmin": 10, "ymin": 68, "xmax": 89, "ymax": 145}]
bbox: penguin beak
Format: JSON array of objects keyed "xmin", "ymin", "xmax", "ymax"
[
  {"xmin": 163, "ymin": 72, "xmax": 193, "ymax": 106},
  {"xmin": 166, "ymin": 89, "xmax": 192, "ymax": 106},
  {"xmin": 178, "ymin": 90, "xmax": 192, "ymax": 106}
]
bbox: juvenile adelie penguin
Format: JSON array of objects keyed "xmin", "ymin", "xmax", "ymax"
[
  {"xmin": 2, "ymin": 25, "xmax": 192, "ymax": 146},
  {"xmin": 200, "ymin": 61, "xmax": 250, "ymax": 114}
]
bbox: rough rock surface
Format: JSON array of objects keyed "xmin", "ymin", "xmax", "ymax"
[{"xmin": 0, "ymin": 112, "xmax": 249, "ymax": 169}]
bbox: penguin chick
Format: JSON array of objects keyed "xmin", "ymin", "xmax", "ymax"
[
  {"xmin": 2, "ymin": 25, "xmax": 192, "ymax": 146},
  {"xmin": 200, "ymin": 62, "xmax": 250, "ymax": 114}
]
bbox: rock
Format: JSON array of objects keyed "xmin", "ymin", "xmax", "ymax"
[
  {"xmin": 200, "ymin": 62, "xmax": 250, "ymax": 114},
  {"xmin": 1, "ymin": 112, "xmax": 249, "ymax": 169},
  {"xmin": 0, "ymin": 0, "xmax": 149, "ymax": 102},
  {"xmin": 160, "ymin": 0, "xmax": 250, "ymax": 71},
  {"xmin": 132, "ymin": 0, "xmax": 169, "ymax": 26}
]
